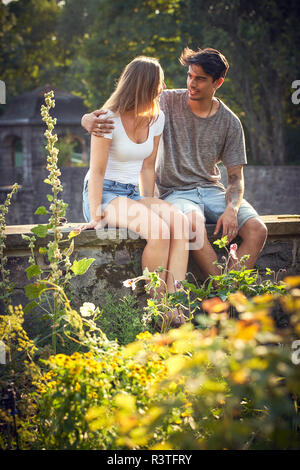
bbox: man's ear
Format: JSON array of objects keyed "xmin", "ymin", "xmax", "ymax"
[{"xmin": 214, "ymin": 77, "xmax": 224, "ymax": 90}]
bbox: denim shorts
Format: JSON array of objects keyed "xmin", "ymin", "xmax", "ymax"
[
  {"xmin": 82, "ymin": 178, "xmax": 143, "ymax": 222},
  {"xmin": 161, "ymin": 186, "xmax": 260, "ymax": 230}
]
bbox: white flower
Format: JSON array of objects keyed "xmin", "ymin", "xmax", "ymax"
[
  {"xmin": 123, "ymin": 279, "xmax": 136, "ymax": 290},
  {"xmin": 80, "ymin": 302, "xmax": 96, "ymax": 317}
]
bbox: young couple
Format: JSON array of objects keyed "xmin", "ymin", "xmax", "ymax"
[{"xmin": 81, "ymin": 47, "xmax": 268, "ymax": 324}]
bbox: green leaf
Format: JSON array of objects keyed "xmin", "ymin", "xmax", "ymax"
[
  {"xmin": 44, "ymin": 178, "xmax": 51, "ymax": 185},
  {"xmin": 26, "ymin": 264, "xmax": 43, "ymax": 280},
  {"xmin": 23, "ymin": 300, "xmax": 40, "ymax": 314},
  {"xmin": 70, "ymin": 258, "xmax": 95, "ymax": 276},
  {"xmin": 35, "ymin": 206, "xmax": 49, "ymax": 215},
  {"xmin": 31, "ymin": 224, "xmax": 49, "ymax": 238},
  {"xmin": 65, "ymin": 239, "xmax": 74, "ymax": 257},
  {"xmin": 47, "ymin": 194, "xmax": 53, "ymax": 202},
  {"xmin": 68, "ymin": 229, "xmax": 80, "ymax": 240},
  {"xmin": 213, "ymin": 236, "xmax": 228, "ymax": 248},
  {"xmin": 217, "ymin": 291, "xmax": 229, "ymax": 301},
  {"xmin": 25, "ymin": 283, "xmax": 47, "ymax": 300},
  {"xmin": 143, "ymin": 267, "xmax": 150, "ymax": 277},
  {"xmin": 39, "ymin": 247, "xmax": 48, "ymax": 254}
]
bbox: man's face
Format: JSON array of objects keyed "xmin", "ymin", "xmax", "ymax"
[{"xmin": 187, "ymin": 64, "xmax": 221, "ymax": 101}]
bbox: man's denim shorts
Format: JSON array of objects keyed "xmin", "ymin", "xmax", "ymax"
[
  {"xmin": 161, "ymin": 186, "xmax": 260, "ymax": 230},
  {"xmin": 82, "ymin": 178, "xmax": 143, "ymax": 222}
]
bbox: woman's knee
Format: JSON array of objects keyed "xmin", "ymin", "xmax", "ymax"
[
  {"xmin": 186, "ymin": 211, "xmax": 206, "ymax": 248},
  {"xmin": 170, "ymin": 210, "xmax": 190, "ymax": 240},
  {"xmin": 147, "ymin": 211, "xmax": 170, "ymax": 242}
]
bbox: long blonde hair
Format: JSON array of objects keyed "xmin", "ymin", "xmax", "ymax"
[{"xmin": 103, "ymin": 56, "xmax": 164, "ymax": 125}]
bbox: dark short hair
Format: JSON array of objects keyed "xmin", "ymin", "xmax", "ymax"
[{"xmin": 179, "ymin": 47, "xmax": 229, "ymax": 81}]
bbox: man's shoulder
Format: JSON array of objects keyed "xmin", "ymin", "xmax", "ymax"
[
  {"xmin": 219, "ymin": 100, "xmax": 242, "ymax": 128},
  {"xmin": 162, "ymin": 88, "xmax": 187, "ymax": 95},
  {"xmin": 161, "ymin": 88, "xmax": 187, "ymax": 103}
]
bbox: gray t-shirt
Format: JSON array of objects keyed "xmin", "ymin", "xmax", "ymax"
[{"xmin": 156, "ymin": 89, "xmax": 247, "ymax": 197}]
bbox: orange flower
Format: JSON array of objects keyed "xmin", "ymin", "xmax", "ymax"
[
  {"xmin": 153, "ymin": 334, "xmax": 174, "ymax": 346},
  {"xmin": 202, "ymin": 297, "xmax": 229, "ymax": 313},
  {"xmin": 235, "ymin": 320, "xmax": 260, "ymax": 341}
]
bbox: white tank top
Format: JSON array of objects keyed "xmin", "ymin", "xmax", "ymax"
[{"xmin": 85, "ymin": 109, "xmax": 165, "ymax": 186}]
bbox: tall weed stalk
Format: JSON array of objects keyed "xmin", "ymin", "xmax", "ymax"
[
  {"xmin": 23, "ymin": 91, "xmax": 94, "ymax": 353},
  {"xmin": 0, "ymin": 184, "xmax": 20, "ymax": 311}
]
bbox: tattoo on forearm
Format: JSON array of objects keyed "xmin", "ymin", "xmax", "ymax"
[{"xmin": 226, "ymin": 173, "xmax": 244, "ymax": 208}]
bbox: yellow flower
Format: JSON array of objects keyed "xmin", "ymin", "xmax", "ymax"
[
  {"xmin": 136, "ymin": 331, "xmax": 152, "ymax": 341},
  {"xmin": 71, "ymin": 352, "xmax": 81, "ymax": 360},
  {"xmin": 231, "ymin": 368, "xmax": 250, "ymax": 384},
  {"xmin": 54, "ymin": 354, "xmax": 68, "ymax": 366}
]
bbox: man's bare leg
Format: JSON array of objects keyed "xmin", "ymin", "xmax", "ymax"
[
  {"xmin": 187, "ymin": 211, "xmax": 221, "ymax": 278},
  {"xmin": 228, "ymin": 217, "xmax": 268, "ymax": 270},
  {"xmin": 187, "ymin": 212, "xmax": 268, "ymax": 278}
]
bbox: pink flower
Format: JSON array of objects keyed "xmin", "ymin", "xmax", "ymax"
[
  {"xmin": 230, "ymin": 243, "xmax": 238, "ymax": 260},
  {"xmin": 174, "ymin": 280, "xmax": 181, "ymax": 289},
  {"xmin": 123, "ymin": 279, "xmax": 136, "ymax": 290}
]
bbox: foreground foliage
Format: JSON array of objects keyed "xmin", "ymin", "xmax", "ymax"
[{"xmin": 1, "ymin": 276, "xmax": 300, "ymax": 450}]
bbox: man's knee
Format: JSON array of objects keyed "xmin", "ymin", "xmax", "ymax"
[{"xmin": 240, "ymin": 217, "xmax": 268, "ymax": 244}]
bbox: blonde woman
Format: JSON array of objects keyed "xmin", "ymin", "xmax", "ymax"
[{"xmin": 81, "ymin": 56, "xmax": 189, "ymax": 325}]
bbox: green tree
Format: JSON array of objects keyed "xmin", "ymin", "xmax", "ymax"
[
  {"xmin": 0, "ymin": 0, "xmax": 65, "ymax": 99},
  {"xmin": 1, "ymin": 0, "xmax": 298, "ymax": 163},
  {"xmin": 78, "ymin": 0, "xmax": 183, "ymax": 108},
  {"xmin": 181, "ymin": 0, "xmax": 300, "ymax": 164}
]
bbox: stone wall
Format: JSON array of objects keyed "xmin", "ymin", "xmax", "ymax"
[
  {"xmin": 220, "ymin": 165, "xmax": 300, "ymax": 216},
  {"xmin": 1, "ymin": 165, "xmax": 300, "ymax": 225},
  {"xmin": 3, "ymin": 215, "xmax": 300, "ymax": 314}
]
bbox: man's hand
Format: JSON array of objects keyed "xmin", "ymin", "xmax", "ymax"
[
  {"xmin": 214, "ymin": 205, "xmax": 238, "ymax": 243},
  {"xmin": 214, "ymin": 164, "xmax": 244, "ymax": 243},
  {"xmin": 81, "ymin": 109, "xmax": 115, "ymax": 137}
]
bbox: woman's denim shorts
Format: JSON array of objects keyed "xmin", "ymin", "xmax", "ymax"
[{"xmin": 82, "ymin": 178, "xmax": 143, "ymax": 222}]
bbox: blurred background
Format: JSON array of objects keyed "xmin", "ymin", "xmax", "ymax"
[{"xmin": 0, "ymin": 0, "xmax": 299, "ymax": 224}]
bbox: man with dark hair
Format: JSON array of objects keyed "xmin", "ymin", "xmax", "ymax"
[
  {"xmin": 180, "ymin": 47, "xmax": 229, "ymax": 80},
  {"xmin": 81, "ymin": 47, "xmax": 267, "ymax": 277}
]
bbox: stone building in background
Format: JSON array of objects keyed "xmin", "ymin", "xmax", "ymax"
[{"xmin": 0, "ymin": 85, "xmax": 90, "ymax": 224}]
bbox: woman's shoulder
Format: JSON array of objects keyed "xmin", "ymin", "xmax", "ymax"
[
  {"xmin": 158, "ymin": 109, "xmax": 165, "ymax": 119},
  {"xmin": 97, "ymin": 109, "xmax": 119, "ymax": 140},
  {"xmin": 151, "ymin": 110, "xmax": 165, "ymax": 135},
  {"xmin": 154, "ymin": 109, "xmax": 165, "ymax": 123},
  {"xmin": 101, "ymin": 108, "xmax": 119, "ymax": 120}
]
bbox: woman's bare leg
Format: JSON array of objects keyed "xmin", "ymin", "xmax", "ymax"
[
  {"xmin": 138, "ymin": 197, "xmax": 190, "ymax": 292},
  {"xmin": 102, "ymin": 197, "xmax": 170, "ymax": 288}
]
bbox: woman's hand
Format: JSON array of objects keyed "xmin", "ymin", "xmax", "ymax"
[{"xmin": 79, "ymin": 219, "xmax": 103, "ymax": 232}]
